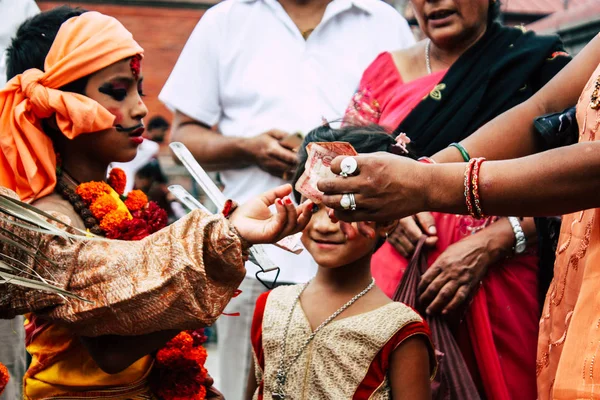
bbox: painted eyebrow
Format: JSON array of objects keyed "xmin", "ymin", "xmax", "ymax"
[{"xmin": 103, "ymin": 75, "xmax": 144, "ymax": 85}]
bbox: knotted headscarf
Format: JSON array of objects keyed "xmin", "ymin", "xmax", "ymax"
[{"xmin": 0, "ymin": 11, "xmax": 144, "ymax": 202}]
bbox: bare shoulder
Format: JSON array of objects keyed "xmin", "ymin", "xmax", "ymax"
[
  {"xmin": 33, "ymin": 193, "xmax": 84, "ymax": 229},
  {"xmin": 390, "ymin": 41, "xmax": 428, "ymax": 83}
]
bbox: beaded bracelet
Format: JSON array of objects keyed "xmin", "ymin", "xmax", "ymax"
[
  {"xmin": 463, "ymin": 158, "xmax": 477, "ymax": 218},
  {"xmin": 471, "ymin": 158, "xmax": 486, "ymax": 219},
  {"xmin": 449, "ymin": 143, "xmax": 470, "ymax": 162}
]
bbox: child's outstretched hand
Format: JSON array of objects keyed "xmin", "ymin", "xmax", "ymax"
[{"xmin": 230, "ymin": 184, "xmax": 313, "ymax": 245}]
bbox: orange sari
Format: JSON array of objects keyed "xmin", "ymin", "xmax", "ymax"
[{"xmin": 536, "ymin": 62, "xmax": 600, "ymax": 399}]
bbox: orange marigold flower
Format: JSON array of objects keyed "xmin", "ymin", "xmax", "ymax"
[
  {"xmin": 99, "ymin": 209, "xmax": 130, "ymax": 232},
  {"xmin": 0, "ymin": 362, "xmax": 9, "ymax": 396},
  {"xmin": 108, "ymin": 168, "xmax": 127, "ymax": 195},
  {"xmin": 124, "ymin": 190, "xmax": 148, "ymax": 211},
  {"xmin": 167, "ymin": 332, "xmax": 194, "ymax": 350},
  {"xmin": 90, "ymin": 193, "xmax": 118, "ymax": 219},
  {"xmin": 76, "ymin": 181, "xmax": 112, "ymax": 205}
]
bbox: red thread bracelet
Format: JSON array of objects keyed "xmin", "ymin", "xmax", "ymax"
[
  {"xmin": 464, "ymin": 159, "xmax": 477, "ymax": 218},
  {"xmin": 471, "ymin": 158, "xmax": 486, "ymax": 219}
]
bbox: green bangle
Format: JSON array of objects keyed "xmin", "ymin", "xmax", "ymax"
[{"xmin": 449, "ymin": 142, "xmax": 470, "ymax": 162}]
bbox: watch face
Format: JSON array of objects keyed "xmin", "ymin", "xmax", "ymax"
[{"xmin": 516, "ymin": 242, "xmax": 527, "ymax": 253}]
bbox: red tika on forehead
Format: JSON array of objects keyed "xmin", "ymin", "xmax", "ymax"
[{"xmin": 130, "ymin": 55, "xmax": 141, "ymax": 80}]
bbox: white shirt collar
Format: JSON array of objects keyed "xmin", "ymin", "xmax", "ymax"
[{"xmin": 235, "ymin": 0, "xmax": 374, "ymax": 15}]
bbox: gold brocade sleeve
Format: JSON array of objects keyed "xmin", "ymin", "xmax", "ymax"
[{"xmin": 0, "ymin": 201, "xmax": 246, "ymax": 336}]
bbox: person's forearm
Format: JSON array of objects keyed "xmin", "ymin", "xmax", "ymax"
[
  {"xmin": 171, "ymin": 114, "xmax": 254, "ymax": 171},
  {"xmin": 432, "ymin": 34, "xmax": 600, "ymax": 163},
  {"xmin": 427, "ymin": 141, "xmax": 600, "ymax": 217},
  {"xmin": 44, "ymin": 210, "xmax": 247, "ymax": 336},
  {"xmin": 431, "ymin": 100, "xmax": 545, "ymax": 163}
]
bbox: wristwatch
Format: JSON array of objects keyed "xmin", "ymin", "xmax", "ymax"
[{"xmin": 508, "ymin": 217, "xmax": 527, "ymax": 254}]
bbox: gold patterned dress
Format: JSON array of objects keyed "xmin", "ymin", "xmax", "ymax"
[
  {"xmin": 536, "ymin": 61, "xmax": 600, "ymax": 399},
  {"xmin": 250, "ymin": 285, "xmax": 435, "ymax": 400}
]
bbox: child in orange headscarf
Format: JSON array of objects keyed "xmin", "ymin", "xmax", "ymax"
[
  {"xmin": 0, "ymin": 6, "xmax": 313, "ymax": 399},
  {"xmin": 2, "ymin": 7, "xmax": 175, "ymax": 399}
]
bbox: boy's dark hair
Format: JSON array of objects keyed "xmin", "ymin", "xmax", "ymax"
[
  {"xmin": 6, "ymin": 6, "xmax": 88, "ymax": 93},
  {"xmin": 147, "ymin": 116, "xmax": 170, "ymax": 131},
  {"xmin": 292, "ymin": 124, "xmax": 414, "ymax": 251}
]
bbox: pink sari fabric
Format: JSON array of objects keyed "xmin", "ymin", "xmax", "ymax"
[
  {"xmin": 344, "ymin": 52, "xmax": 446, "ymax": 130},
  {"xmin": 345, "ymin": 52, "xmax": 540, "ymax": 400}
]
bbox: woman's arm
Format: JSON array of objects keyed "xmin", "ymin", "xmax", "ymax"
[
  {"xmin": 426, "ymin": 141, "xmax": 600, "ymax": 217},
  {"xmin": 80, "ymin": 330, "xmax": 179, "ymax": 374},
  {"xmin": 319, "ymin": 140, "xmax": 600, "ymax": 221},
  {"xmin": 432, "ymin": 34, "xmax": 600, "ymax": 163},
  {"xmin": 321, "ymin": 140, "xmax": 600, "ymax": 222},
  {"xmin": 389, "ymin": 336, "xmax": 431, "ymax": 400}
]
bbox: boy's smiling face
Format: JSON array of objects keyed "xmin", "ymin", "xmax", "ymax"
[{"xmin": 301, "ymin": 202, "xmax": 379, "ymax": 268}]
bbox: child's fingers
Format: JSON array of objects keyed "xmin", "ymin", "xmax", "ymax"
[
  {"xmin": 259, "ymin": 184, "xmax": 293, "ymax": 207},
  {"xmin": 339, "ymin": 221, "xmax": 357, "ymax": 240},
  {"xmin": 269, "ymin": 198, "xmax": 289, "ymax": 238},
  {"xmin": 357, "ymin": 222, "xmax": 376, "ymax": 239},
  {"xmin": 280, "ymin": 196, "xmax": 298, "ymax": 238},
  {"xmin": 294, "ymin": 200, "xmax": 314, "ymax": 233}
]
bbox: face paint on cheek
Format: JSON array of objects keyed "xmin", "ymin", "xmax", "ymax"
[
  {"xmin": 107, "ymin": 107, "xmax": 124, "ymax": 125},
  {"xmin": 130, "ymin": 55, "xmax": 141, "ymax": 80}
]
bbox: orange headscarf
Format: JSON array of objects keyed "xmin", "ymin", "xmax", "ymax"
[{"xmin": 0, "ymin": 11, "xmax": 144, "ymax": 203}]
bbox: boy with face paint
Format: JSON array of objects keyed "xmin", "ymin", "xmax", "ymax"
[{"xmin": 0, "ymin": 7, "xmax": 313, "ymax": 399}]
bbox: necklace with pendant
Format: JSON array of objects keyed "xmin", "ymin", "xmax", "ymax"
[{"xmin": 271, "ymin": 278, "xmax": 376, "ymax": 399}]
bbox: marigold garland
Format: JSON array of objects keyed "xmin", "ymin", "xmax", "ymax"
[
  {"xmin": 124, "ymin": 189, "xmax": 148, "ymax": 211},
  {"xmin": 150, "ymin": 331, "xmax": 208, "ymax": 400},
  {"xmin": 89, "ymin": 193, "xmax": 118, "ymax": 219},
  {"xmin": 99, "ymin": 208, "xmax": 131, "ymax": 232},
  {"xmin": 0, "ymin": 362, "xmax": 8, "ymax": 396},
  {"xmin": 76, "ymin": 181, "xmax": 112, "ymax": 204},
  {"xmin": 108, "ymin": 168, "xmax": 127, "ymax": 196}
]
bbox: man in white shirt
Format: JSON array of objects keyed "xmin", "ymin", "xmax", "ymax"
[
  {"xmin": 160, "ymin": 0, "xmax": 413, "ymax": 397},
  {"xmin": 0, "ymin": 2, "xmax": 39, "ymax": 399}
]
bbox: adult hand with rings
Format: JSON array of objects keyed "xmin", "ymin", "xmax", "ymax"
[{"xmin": 317, "ymin": 152, "xmax": 434, "ymax": 223}]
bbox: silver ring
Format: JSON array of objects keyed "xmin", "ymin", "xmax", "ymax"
[
  {"xmin": 340, "ymin": 193, "xmax": 357, "ymax": 211},
  {"xmin": 340, "ymin": 194, "xmax": 352, "ymax": 210},
  {"xmin": 340, "ymin": 157, "xmax": 358, "ymax": 177},
  {"xmin": 349, "ymin": 193, "xmax": 357, "ymax": 211}
]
